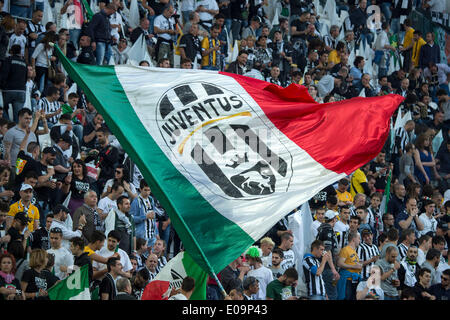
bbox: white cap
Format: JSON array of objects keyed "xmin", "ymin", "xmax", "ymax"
[
  {"xmin": 20, "ymin": 183, "xmax": 33, "ymax": 192},
  {"xmin": 324, "ymin": 210, "xmax": 338, "ymax": 221}
]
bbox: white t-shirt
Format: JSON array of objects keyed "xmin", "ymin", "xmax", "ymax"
[
  {"xmin": 98, "ymin": 196, "xmax": 118, "ymax": 216},
  {"xmin": 334, "ymin": 220, "xmax": 350, "ymax": 234},
  {"xmin": 280, "ymin": 249, "xmax": 295, "ymax": 270},
  {"xmin": 417, "ymin": 248, "xmax": 426, "ymax": 267},
  {"xmin": 356, "ymin": 281, "xmax": 385, "ymax": 300},
  {"xmin": 374, "ymin": 30, "xmax": 389, "ymax": 51},
  {"xmin": 180, "ymin": 0, "xmax": 195, "ymax": 11},
  {"xmin": 92, "ymin": 246, "xmax": 133, "ymax": 274},
  {"xmin": 418, "ymin": 213, "xmax": 437, "ymax": 236},
  {"xmin": 196, "ymin": 0, "xmax": 218, "ymax": 22},
  {"xmin": 31, "ymin": 43, "xmax": 53, "ymax": 68},
  {"xmin": 427, "ymin": 0, "xmax": 445, "ymax": 12},
  {"xmin": 261, "ymin": 253, "xmax": 272, "ymax": 268},
  {"xmin": 169, "ymin": 293, "xmax": 188, "ymax": 300},
  {"xmin": 8, "ymin": 34, "xmax": 27, "ymax": 57},
  {"xmin": 153, "ymin": 14, "xmax": 176, "ymax": 41},
  {"xmin": 47, "ymin": 246, "xmax": 74, "ymax": 280},
  {"xmin": 109, "ymin": 12, "xmax": 123, "ymax": 42},
  {"xmin": 247, "ymin": 266, "xmax": 274, "ymax": 300},
  {"xmin": 311, "ymin": 220, "xmax": 322, "ymax": 239}
]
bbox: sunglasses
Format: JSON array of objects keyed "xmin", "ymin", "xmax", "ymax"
[{"xmin": 50, "ymin": 227, "xmax": 63, "ymax": 233}]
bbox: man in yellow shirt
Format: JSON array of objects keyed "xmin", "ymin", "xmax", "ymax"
[
  {"xmin": 338, "ymin": 231, "xmax": 363, "ymax": 300},
  {"xmin": 201, "ymin": 24, "xmax": 221, "ymax": 70},
  {"xmin": 350, "ymin": 163, "xmax": 370, "ymax": 198},
  {"xmin": 412, "ymin": 30, "xmax": 426, "ymax": 68},
  {"xmin": 328, "ymin": 41, "xmax": 346, "ymax": 67},
  {"xmin": 336, "ymin": 179, "xmax": 353, "ymax": 206},
  {"xmin": 400, "ymin": 19, "xmax": 414, "ymax": 72},
  {"xmin": 7, "ymin": 183, "xmax": 39, "ymax": 232}
]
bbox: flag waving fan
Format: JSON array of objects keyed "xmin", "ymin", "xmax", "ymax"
[{"xmin": 53, "ymin": 44, "xmax": 403, "ymax": 296}]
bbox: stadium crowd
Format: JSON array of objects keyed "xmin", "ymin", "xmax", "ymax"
[{"xmin": 0, "ymin": 0, "xmax": 449, "ymax": 301}]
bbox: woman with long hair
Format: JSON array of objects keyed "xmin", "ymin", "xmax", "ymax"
[
  {"xmin": 21, "ymin": 249, "xmax": 49, "ymax": 300},
  {"xmin": 30, "ymin": 31, "xmax": 58, "ymax": 93},
  {"xmin": 413, "ymin": 133, "xmax": 440, "ymax": 185},
  {"xmin": 62, "ymin": 159, "xmax": 97, "ymax": 215},
  {"xmin": 101, "ymin": 164, "xmax": 137, "ymax": 201},
  {"xmin": 0, "ymin": 165, "xmax": 13, "ymax": 202},
  {"xmin": 0, "ymin": 253, "xmax": 25, "ymax": 300}
]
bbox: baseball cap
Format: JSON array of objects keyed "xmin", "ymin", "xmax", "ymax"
[
  {"xmin": 43, "ymin": 146, "xmax": 57, "ymax": 155},
  {"xmin": 361, "ymin": 228, "xmax": 373, "ymax": 236},
  {"xmin": 324, "ymin": 210, "xmax": 338, "ymax": 221},
  {"xmin": 338, "ymin": 178, "xmax": 349, "ymax": 186},
  {"xmin": 20, "ymin": 183, "xmax": 33, "ymax": 192},
  {"xmin": 14, "ymin": 212, "xmax": 31, "ymax": 225}
]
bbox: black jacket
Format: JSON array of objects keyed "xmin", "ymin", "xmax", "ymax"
[
  {"xmin": 419, "ymin": 43, "xmax": 440, "ymax": 70},
  {"xmin": 0, "ymin": 54, "xmax": 27, "ymax": 91},
  {"xmin": 87, "ymin": 10, "xmax": 111, "ymax": 43},
  {"xmin": 316, "ymin": 222, "xmax": 338, "ymax": 269},
  {"xmin": 77, "ymin": 46, "xmax": 96, "ymax": 65},
  {"xmin": 74, "ymin": 252, "xmax": 93, "ymax": 283}
]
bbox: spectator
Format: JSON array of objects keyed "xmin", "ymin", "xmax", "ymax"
[
  {"xmin": 266, "ymin": 267, "xmax": 298, "ymax": 300},
  {"xmin": 49, "ymin": 204, "xmax": 84, "ymax": 250},
  {"xmin": 302, "ymin": 240, "xmax": 330, "ymax": 300},
  {"xmin": 88, "ymin": 3, "xmax": 117, "ymax": 65},
  {"xmin": 412, "ymin": 268, "xmax": 436, "ymax": 300},
  {"xmin": 110, "ymin": 195, "xmax": 134, "ymax": 255},
  {"xmin": 259, "ymin": 237, "xmax": 274, "ymax": 268},
  {"xmin": 97, "ymin": 182, "xmax": 123, "ymax": 220},
  {"xmin": 411, "ymin": 30, "xmax": 426, "ymax": 69},
  {"xmin": 398, "ymin": 245, "xmax": 421, "ymax": 291},
  {"xmin": 99, "ymin": 256, "xmax": 122, "ymax": 300},
  {"xmin": 178, "ymin": 23, "xmax": 201, "ymax": 66},
  {"xmin": 395, "ymin": 197, "xmax": 424, "ymax": 238},
  {"xmin": 269, "ymin": 248, "xmax": 284, "ymax": 279},
  {"xmin": 69, "ymin": 236, "xmax": 93, "ymax": 283},
  {"xmin": 47, "ymin": 226, "xmax": 73, "ymax": 280},
  {"xmin": 358, "ymin": 228, "xmax": 380, "ymax": 281},
  {"xmin": 29, "ymin": 213, "xmax": 53, "ymax": 250},
  {"xmin": 21, "ymin": 249, "xmax": 49, "ymax": 300},
  {"xmin": 429, "ymin": 268, "xmax": 450, "ymax": 300},
  {"xmin": 0, "ymin": 44, "xmax": 27, "ymax": 123},
  {"xmin": 72, "ymin": 190, "xmax": 102, "ymax": 242},
  {"xmin": 115, "ymin": 277, "xmax": 136, "ymax": 300},
  {"xmin": 102, "ymin": 164, "xmax": 137, "ymax": 200},
  {"xmin": 200, "ymin": 24, "xmax": 221, "ymax": 70},
  {"xmin": 376, "ymin": 245, "xmax": 401, "ymax": 300},
  {"xmin": 154, "ymin": 4, "xmax": 177, "ymax": 67},
  {"xmin": 3, "ymin": 108, "xmax": 37, "ymax": 168},
  {"xmin": 92, "ymin": 230, "xmax": 132, "ymax": 281},
  {"xmin": 418, "ymin": 234, "xmax": 433, "ymax": 266},
  {"xmin": 421, "ymin": 248, "xmax": 441, "ymax": 285},
  {"xmin": 130, "ymin": 179, "xmax": 158, "ymax": 249},
  {"xmin": 169, "ymin": 276, "xmax": 195, "ymax": 300},
  {"xmin": 76, "ymin": 35, "xmax": 96, "ymax": 65},
  {"xmin": 316, "ymin": 209, "xmax": 340, "ymax": 299},
  {"xmin": 245, "ymin": 246, "xmax": 273, "ymax": 300},
  {"xmin": 311, "ymin": 207, "xmax": 326, "ymax": 239},
  {"xmin": 7, "ymin": 184, "xmax": 39, "ymax": 232},
  {"xmin": 242, "ymin": 276, "xmax": 259, "ymax": 300},
  {"xmin": 85, "ymin": 126, "xmax": 119, "ymax": 193},
  {"xmin": 225, "ymin": 50, "xmax": 248, "ymax": 75},
  {"xmin": 419, "ymin": 32, "xmax": 441, "ymax": 70},
  {"xmin": 387, "ymin": 183, "xmax": 407, "ymax": 219},
  {"xmin": 0, "ymin": 252, "xmax": 25, "ymax": 300}
]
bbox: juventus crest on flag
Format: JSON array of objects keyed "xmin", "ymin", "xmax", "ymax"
[{"xmin": 55, "ymin": 45, "xmax": 403, "ymax": 276}]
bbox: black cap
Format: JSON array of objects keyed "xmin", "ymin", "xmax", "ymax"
[
  {"xmin": 361, "ymin": 228, "xmax": 373, "ymax": 235},
  {"xmin": 14, "ymin": 212, "xmax": 31, "ymax": 225},
  {"xmin": 42, "ymin": 146, "xmax": 57, "ymax": 155}
]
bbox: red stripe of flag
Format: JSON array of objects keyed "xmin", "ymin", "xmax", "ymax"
[{"xmin": 220, "ymin": 72, "xmax": 404, "ymax": 174}]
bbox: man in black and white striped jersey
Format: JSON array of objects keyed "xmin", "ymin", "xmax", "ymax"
[
  {"xmin": 392, "ymin": 120, "xmax": 415, "ymax": 176},
  {"xmin": 37, "ymin": 86, "xmax": 62, "ymax": 129},
  {"xmin": 303, "ymin": 240, "xmax": 330, "ymax": 300},
  {"xmin": 357, "ymin": 228, "xmax": 380, "ymax": 281},
  {"xmin": 397, "ymin": 229, "xmax": 416, "ymax": 261}
]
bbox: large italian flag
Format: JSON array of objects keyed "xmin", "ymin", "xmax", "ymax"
[{"xmin": 55, "ymin": 46, "xmax": 403, "ymax": 277}]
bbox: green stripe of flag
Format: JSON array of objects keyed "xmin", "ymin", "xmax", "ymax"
[
  {"xmin": 81, "ymin": 0, "xmax": 94, "ymax": 21},
  {"xmin": 48, "ymin": 264, "xmax": 90, "ymax": 300},
  {"xmin": 53, "ymin": 45, "xmax": 253, "ymax": 276}
]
